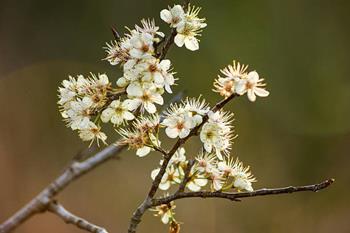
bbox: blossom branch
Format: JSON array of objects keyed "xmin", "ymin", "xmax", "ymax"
[
  {"xmin": 47, "ymin": 201, "xmax": 108, "ymax": 233},
  {"xmin": 149, "ymin": 93, "xmax": 238, "ymax": 199},
  {"xmin": 127, "ymin": 94, "xmax": 238, "ymax": 233},
  {"xmin": 153, "ymin": 179, "xmax": 335, "ymax": 206}
]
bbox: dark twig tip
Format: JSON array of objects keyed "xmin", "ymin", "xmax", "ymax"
[{"xmin": 110, "ymin": 26, "xmax": 120, "ymax": 40}]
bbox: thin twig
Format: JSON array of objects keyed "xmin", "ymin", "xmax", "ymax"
[
  {"xmin": 110, "ymin": 26, "xmax": 120, "ymax": 40},
  {"xmin": 106, "ymin": 90, "xmax": 127, "ymax": 104},
  {"xmin": 152, "ymin": 146, "xmax": 168, "ymax": 156},
  {"xmin": 153, "ymin": 179, "xmax": 335, "ymax": 206},
  {"xmin": 48, "ymin": 201, "xmax": 108, "ymax": 233},
  {"xmin": 159, "ymin": 28, "xmax": 177, "ymax": 60}
]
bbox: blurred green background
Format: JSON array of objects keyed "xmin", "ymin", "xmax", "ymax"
[{"xmin": 0, "ymin": 0, "xmax": 349, "ymax": 232}]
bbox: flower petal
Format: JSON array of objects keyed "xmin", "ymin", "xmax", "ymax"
[
  {"xmin": 165, "ymin": 127, "xmax": 179, "ymax": 138},
  {"xmin": 247, "ymin": 89, "xmax": 256, "ymax": 102},
  {"xmin": 194, "ymin": 178, "xmax": 208, "ymax": 187},
  {"xmin": 184, "ymin": 36, "xmax": 199, "ymax": 51},
  {"xmin": 254, "ymin": 87, "xmax": 269, "ymax": 97},
  {"xmin": 124, "ymin": 99, "xmax": 141, "ymax": 111},
  {"xmin": 126, "ymin": 83, "xmax": 143, "ymax": 97},
  {"xmin": 144, "ymin": 102, "xmax": 157, "ymax": 113},
  {"xmin": 179, "ymin": 129, "xmax": 190, "ymax": 138},
  {"xmin": 152, "ymin": 94, "xmax": 164, "ymax": 105},
  {"xmin": 187, "ymin": 182, "xmax": 200, "ymax": 192},
  {"xmin": 160, "ymin": 9, "xmax": 172, "ymax": 23},
  {"xmin": 151, "ymin": 168, "xmax": 160, "ymax": 180},
  {"xmin": 160, "ymin": 59, "xmax": 171, "ymax": 71},
  {"xmin": 174, "ymin": 34, "xmax": 185, "ymax": 47},
  {"xmin": 235, "ymin": 80, "xmax": 246, "ymax": 95},
  {"xmin": 161, "ymin": 212, "xmax": 170, "ymax": 224},
  {"xmin": 101, "ymin": 108, "xmax": 113, "ymax": 123},
  {"xmin": 248, "ymin": 71, "xmax": 259, "ymax": 83},
  {"xmin": 159, "ymin": 181, "xmax": 171, "ymax": 191},
  {"xmin": 136, "ymin": 146, "xmax": 151, "ymax": 157},
  {"xmin": 123, "ymin": 111, "xmax": 135, "ymax": 120}
]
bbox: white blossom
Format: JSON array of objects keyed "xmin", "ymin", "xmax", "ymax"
[
  {"xmin": 104, "ymin": 37, "xmax": 131, "ymax": 66},
  {"xmin": 213, "ymin": 61, "xmax": 249, "ymax": 98},
  {"xmin": 236, "ymin": 71, "xmax": 270, "ymax": 102},
  {"xmin": 200, "ymin": 111, "xmax": 234, "ymax": 160},
  {"xmin": 183, "ymin": 97, "xmax": 210, "ymax": 125},
  {"xmin": 174, "ymin": 5, "xmax": 207, "ymax": 51},
  {"xmin": 136, "ymin": 18, "xmax": 165, "ymax": 38},
  {"xmin": 151, "ymin": 166, "xmax": 182, "ymax": 191},
  {"xmin": 169, "ymin": 147, "xmax": 187, "ymax": 165},
  {"xmin": 163, "ymin": 114, "xmax": 195, "ymax": 139},
  {"xmin": 151, "ymin": 202, "xmax": 176, "ymax": 224},
  {"xmin": 65, "ymin": 97, "xmax": 93, "ymax": 130},
  {"xmin": 160, "ymin": 5, "xmax": 185, "ymax": 28},
  {"xmin": 186, "ymin": 166, "xmax": 208, "ymax": 191},
  {"xmin": 231, "ymin": 159, "xmax": 256, "ymax": 191},
  {"xmin": 129, "ymin": 31, "xmax": 155, "ymax": 59},
  {"xmin": 195, "ymin": 151, "xmax": 217, "ymax": 174},
  {"xmin": 209, "ymin": 168, "xmax": 225, "ymax": 191},
  {"xmin": 125, "ymin": 84, "xmax": 164, "ymax": 113},
  {"xmin": 217, "ymin": 157, "xmax": 236, "ymax": 176},
  {"xmin": 162, "ymin": 97, "xmax": 209, "ymax": 139},
  {"xmin": 78, "ymin": 122, "xmax": 107, "ymax": 146},
  {"xmin": 101, "ymin": 99, "xmax": 135, "ymax": 126},
  {"xmin": 58, "ymin": 76, "xmax": 78, "ymax": 106}
]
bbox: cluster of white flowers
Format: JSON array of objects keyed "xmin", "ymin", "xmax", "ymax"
[
  {"xmin": 214, "ymin": 60, "xmax": 270, "ymax": 102},
  {"xmin": 197, "ymin": 153, "xmax": 256, "ymax": 192},
  {"xmin": 105, "ymin": 19, "xmax": 176, "ymax": 114},
  {"xmin": 58, "ymin": 73, "xmax": 112, "ymax": 145},
  {"xmin": 57, "ymin": 2, "xmax": 270, "ymax": 230},
  {"xmin": 150, "ymin": 148, "xmax": 255, "ymax": 193},
  {"xmin": 161, "ymin": 4, "xmax": 207, "ymax": 51},
  {"xmin": 162, "ymin": 97, "xmax": 210, "ymax": 139},
  {"xmin": 114, "ymin": 96, "xmax": 232, "ymax": 158},
  {"xmin": 59, "ymin": 13, "xmax": 202, "ymax": 145}
]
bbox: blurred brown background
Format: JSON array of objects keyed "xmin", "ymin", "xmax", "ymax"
[{"xmin": 0, "ymin": 0, "xmax": 349, "ymax": 232}]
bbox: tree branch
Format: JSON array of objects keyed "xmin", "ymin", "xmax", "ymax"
[
  {"xmin": 0, "ymin": 144, "xmax": 126, "ymax": 233},
  {"xmin": 48, "ymin": 201, "xmax": 108, "ymax": 233},
  {"xmin": 159, "ymin": 29, "xmax": 177, "ymax": 60},
  {"xmin": 153, "ymin": 179, "xmax": 335, "ymax": 205}
]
